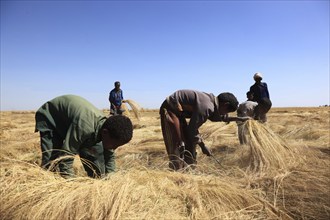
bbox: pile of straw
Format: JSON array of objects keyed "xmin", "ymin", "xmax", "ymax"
[
  {"xmin": 0, "ymin": 159, "xmax": 284, "ymax": 220},
  {"xmin": 237, "ymin": 120, "xmax": 295, "ymax": 174},
  {"xmin": 257, "ymin": 147, "xmax": 330, "ymax": 220},
  {"xmin": 124, "ymin": 99, "xmax": 141, "ymax": 120},
  {"xmin": 1, "ymin": 108, "xmax": 329, "ymax": 220},
  {"xmin": 275, "ymin": 168, "xmax": 330, "ymax": 219}
]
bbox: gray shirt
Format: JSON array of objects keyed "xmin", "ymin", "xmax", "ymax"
[
  {"xmin": 237, "ymin": 100, "xmax": 258, "ymax": 117},
  {"xmin": 167, "ymin": 90, "xmax": 224, "ymax": 145}
]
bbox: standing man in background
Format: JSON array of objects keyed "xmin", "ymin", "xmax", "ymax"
[
  {"xmin": 109, "ymin": 81, "xmax": 126, "ymax": 115},
  {"xmin": 249, "ymin": 72, "xmax": 272, "ymax": 122}
]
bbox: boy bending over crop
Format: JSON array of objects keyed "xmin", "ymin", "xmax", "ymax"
[{"xmin": 35, "ymin": 95, "xmax": 133, "ymax": 178}]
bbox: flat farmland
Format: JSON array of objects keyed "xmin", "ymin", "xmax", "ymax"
[{"xmin": 0, "ymin": 107, "xmax": 329, "ymax": 220}]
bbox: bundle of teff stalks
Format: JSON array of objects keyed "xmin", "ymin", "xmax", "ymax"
[
  {"xmin": 0, "ymin": 161, "xmax": 284, "ymax": 220},
  {"xmin": 239, "ymin": 120, "xmax": 294, "ymax": 174},
  {"xmin": 122, "ymin": 99, "xmax": 141, "ymax": 120}
]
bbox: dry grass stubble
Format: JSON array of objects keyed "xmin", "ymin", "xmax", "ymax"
[
  {"xmin": 0, "ymin": 158, "xmax": 285, "ymax": 220},
  {"xmin": 0, "ymin": 107, "xmax": 329, "ymax": 219}
]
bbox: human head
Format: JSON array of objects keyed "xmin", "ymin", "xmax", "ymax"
[
  {"xmin": 217, "ymin": 92, "xmax": 239, "ymax": 114},
  {"xmin": 114, "ymin": 81, "xmax": 121, "ymax": 89},
  {"xmin": 246, "ymin": 91, "xmax": 254, "ymax": 101},
  {"xmin": 253, "ymin": 72, "xmax": 263, "ymax": 81},
  {"xmin": 101, "ymin": 115, "xmax": 133, "ymax": 150}
]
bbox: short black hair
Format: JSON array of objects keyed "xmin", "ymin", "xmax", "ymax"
[
  {"xmin": 246, "ymin": 91, "xmax": 253, "ymax": 96},
  {"xmin": 102, "ymin": 115, "xmax": 133, "ymax": 144},
  {"xmin": 217, "ymin": 92, "xmax": 239, "ymax": 112}
]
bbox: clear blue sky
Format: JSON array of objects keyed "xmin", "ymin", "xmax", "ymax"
[{"xmin": 1, "ymin": 0, "xmax": 329, "ymax": 110}]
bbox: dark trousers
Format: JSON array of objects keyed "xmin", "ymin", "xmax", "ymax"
[
  {"xmin": 254, "ymin": 97, "xmax": 272, "ymax": 123},
  {"xmin": 39, "ymin": 131, "xmax": 113, "ymax": 178},
  {"xmin": 110, "ymin": 105, "xmax": 124, "ymax": 115}
]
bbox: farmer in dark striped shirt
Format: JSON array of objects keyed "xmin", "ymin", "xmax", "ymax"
[
  {"xmin": 249, "ymin": 73, "xmax": 272, "ymax": 122},
  {"xmin": 159, "ymin": 89, "xmax": 248, "ymax": 170}
]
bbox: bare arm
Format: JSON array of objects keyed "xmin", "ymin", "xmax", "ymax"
[{"xmin": 222, "ymin": 115, "xmax": 251, "ymax": 123}]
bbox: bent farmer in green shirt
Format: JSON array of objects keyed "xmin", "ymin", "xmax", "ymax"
[{"xmin": 35, "ymin": 95, "xmax": 133, "ymax": 178}]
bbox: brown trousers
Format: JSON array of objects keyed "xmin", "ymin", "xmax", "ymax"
[{"xmin": 160, "ymin": 101, "xmax": 196, "ymax": 170}]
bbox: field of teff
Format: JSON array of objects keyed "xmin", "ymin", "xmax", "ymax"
[{"xmin": 0, "ymin": 107, "xmax": 329, "ymax": 220}]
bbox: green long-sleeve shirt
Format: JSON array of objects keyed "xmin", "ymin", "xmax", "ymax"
[{"xmin": 35, "ymin": 95, "xmax": 115, "ymax": 173}]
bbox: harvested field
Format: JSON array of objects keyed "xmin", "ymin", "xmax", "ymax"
[{"xmin": 0, "ymin": 107, "xmax": 329, "ymax": 220}]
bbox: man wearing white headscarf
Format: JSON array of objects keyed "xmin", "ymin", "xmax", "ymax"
[{"xmin": 249, "ymin": 72, "xmax": 272, "ymax": 122}]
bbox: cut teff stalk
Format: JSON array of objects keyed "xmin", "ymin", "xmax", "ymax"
[{"xmin": 241, "ymin": 120, "xmax": 294, "ymax": 174}]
